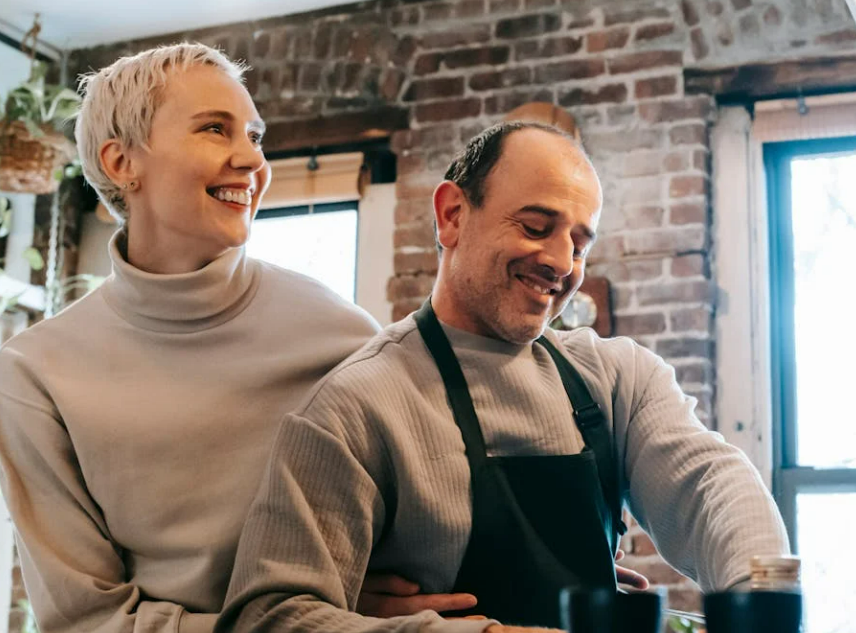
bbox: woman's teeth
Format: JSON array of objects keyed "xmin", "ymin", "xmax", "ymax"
[{"xmin": 211, "ymin": 188, "xmax": 251, "ymax": 206}]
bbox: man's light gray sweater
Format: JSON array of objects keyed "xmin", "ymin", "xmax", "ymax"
[{"xmin": 218, "ymin": 316, "xmax": 789, "ymax": 633}]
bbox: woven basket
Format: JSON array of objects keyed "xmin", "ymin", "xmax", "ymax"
[{"xmin": 0, "ymin": 120, "xmax": 76, "ymax": 195}]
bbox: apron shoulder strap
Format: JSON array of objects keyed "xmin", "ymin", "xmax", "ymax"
[
  {"xmin": 537, "ymin": 335, "xmax": 628, "ymax": 540},
  {"xmin": 414, "ymin": 299, "xmax": 488, "ymax": 469}
]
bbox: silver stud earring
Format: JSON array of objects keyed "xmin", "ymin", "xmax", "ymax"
[{"xmin": 121, "ymin": 183, "xmax": 128, "ymax": 190}]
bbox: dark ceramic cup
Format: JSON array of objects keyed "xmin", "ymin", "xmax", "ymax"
[
  {"xmin": 560, "ymin": 588, "xmax": 663, "ymax": 633},
  {"xmin": 704, "ymin": 590, "xmax": 802, "ymax": 633}
]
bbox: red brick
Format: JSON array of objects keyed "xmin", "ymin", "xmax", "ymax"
[
  {"xmin": 634, "ymin": 22, "xmax": 677, "ymax": 42},
  {"xmin": 663, "ymin": 151, "xmax": 690, "ymax": 173},
  {"xmin": 484, "ymin": 88, "xmax": 554, "ymax": 115},
  {"xmin": 414, "ymin": 53, "xmax": 443, "ymax": 75},
  {"xmin": 403, "ymin": 77, "xmax": 465, "ymax": 102},
  {"xmin": 671, "ymin": 253, "xmax": 706, "ymax": 277},
  {"xmin": 469, "ymin": 67, "xmax": 532, "ymax": 92},
  {"xmin": 514, "ymin": 35, "xmax": 583, "ymax": 61},
  {"xmin": 387, "ymin": 274, "xmax": 436, "ymax": 301},
  {"xmin": 603, "ymin": 7, "xmax": 671, "ymax": 25},
  {"xmin": 585, "ymin": 129, "xmax": 665, "ymax": 153},
  {"xmin": 488, "ymin": 0, "xmax": 520, "ymax": 13},
  {"xmin": 419, "ymin": 25, "xmax": 492, "ymax": 49},
  {"xmin": 394, "ymin": 199, "xmax": 434, "ymax": 225},
  {"xmin": 393, "ymin": 298, "xmax": 424, "ymax": 322},
  {"xmin": 608, "ymin": 50, "xmax": 683, "ymax": 75},
  {"xmin": 671, "ymin": 308, "xmax": 712, "ymax": 333},
  {"xmin": 625, "ymin": 227, "xmax": 706, "ymax": 255},
  {"xmin": 423, "ymin": 2, "xmax": 453, "ymax": 21},
  {"xmin": 388, "ymin": 7, "xmax": 420, "ymax": 28},
  {"xmin": 639, "ymin": 280, "xmax": 713, "ymax": 307},
  {"xmin": 496, "ymin": 13, "xmax": 561, "ymax": 39},
  {"xmin": 395, "ymin": 251, "xmax": 440, "ymax": 275},
  {"xmin": 668, "ymin": 586, "xmax": 703, "ymax": 613},
  {"xmin": 623, "ymin": 152, "xmax": 665, "ymax": 178},
  {"xmin": 454, "ymin": 0, "xmax": 486, "ymax": 18},
  {"xmin": 669, "ymin": 175, "xmax": 707, "ymax": 199},
  {"xmin": 619, "ymin": 178, "xmax": 663, "ymax": 207},
  {"xmin": 674, "ymin": 360, "xmax": 712, "ymax": 385},
  {"xmin": 639, "ymin": 97, "xmax": 714, "ymax": 123},
  {"xmin": 446, "ymin": 46, "xmax": 511, "ymax": 69},
  {"xmin": 391, "ymin": 126, "xmax": 457, "ymax": 154},
  {"xmin": 656, "ymin": 336, "xmax": 713, "ymax": 359},
  {"xmin": 313, "ymin": 24, "xmax": 333, "ymax": 58},
  {"xmin": 396, "ymin": 154, "xmax": 427, "ymax": 177},
  {"xmin": 588, "ymin": 259, "xmax": 663, "ymax": 283},
  {"xmin": 586, "ymin": 27, "xmax": 631, "ymax": 53},
  {"xmin": 380, "ymin": 68, "xmax": 406, "ymax": 101},
  {"xmin": 670, "ymin": 202, "xmax": 707, "ymax": 226},
  {"xmin": 394, "ymin": 222, "xmax": 436, "ymax": 248},
  {"xmin": 670, "ymin": 123, "xmax": 708, "ymax": 146},
  {"xmin": 635, "ymin": 75, "xmax": 678, "ymax": 99},
  {"xmin": 680, "ymin": 0, "xmax": 700, "ymax": 26},
  {"xmin": 615, "ymin": 313, "xmax": 667, "ymax": 336},
  {"xmin": 393, "ymin": 36, "xmax": 418, "ymax": 66},
  {"xmin": 815, "ymin": 29, "xmax": 856, "ymax": 45},
  {"xmin": 415, "ymin": 97, "xmax": 481, "ymax": 123},
  {"xmin": 763, "ymin": 5, "xmax": 782, "ymax": 26},
  {"xmin": 253, "ymin": 32, "xmax": 270, "ymax": 57},
  {"xmin": 567, "ymin": 16, "xmax": 596, "ymax": 29},
  {"xmin": 559, "ymin": 83, "xmax": 627, "ymax": 106},
  {"xmin": 396, "ymin": 173, "xmax": 442, "ymax": 200},
  {"xmin": 534, "ymin": 59, "xmax": 605, "ymax": 83},
  {"xmin": 632, "ymin": 532, "xmax": 658, "ymax": 556},
  {"xmin": 690, "ymin": 27, "xmax": 710, "ymax": 60},
  {"xmin": 694, "ymin": 149, "xmax": 710, "ymax": 172},
  {"xmin": 626, "ymin": 206, "xmax": 665, "ymax": 229},
  {"xmin": 621, "ymin": 557, "xmax": 690, "ymax": 585}
]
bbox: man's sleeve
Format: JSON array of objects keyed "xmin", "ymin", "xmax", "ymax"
[
  {"xmin": 619, "ymin": 344, "xmax": 790, "ymax": 592},
  {"xmin": 216, "ymin": 412, "xmax": 491, "ymax": 633}
]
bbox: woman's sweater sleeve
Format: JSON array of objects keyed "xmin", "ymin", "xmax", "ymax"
[{"xmin": 0, "ymin": 369, "xmax": 210, "ymax": 633}]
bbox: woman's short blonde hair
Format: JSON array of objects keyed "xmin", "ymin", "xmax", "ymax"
[{"xmin": 75, "ymin": 43, "xmax": 248, "ymax": 223}]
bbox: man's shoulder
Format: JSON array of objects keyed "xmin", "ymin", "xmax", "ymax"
[
  {"xmin": 544, "ymin": 327, "xmax": 665, "ymax": 390},
  {"xmin": 294, "ymin": 315, "xmax": 424, "ymax": 416}
]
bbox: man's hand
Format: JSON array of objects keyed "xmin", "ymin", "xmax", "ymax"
[
  {"xmin": 357, "ymin": 574, "xmax": 478, "ymax": 618},
  {"xmin": 485, "ymin": 627, "xmax": 563, "ymax": 632},
  {"xmin": 615, "ymin": 549, "xmax": 650, "ymax": 590}
]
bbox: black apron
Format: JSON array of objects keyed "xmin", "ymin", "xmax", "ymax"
[{"xmin": 414, "ymin": 300, "xmax": 627, "ymax": 628}]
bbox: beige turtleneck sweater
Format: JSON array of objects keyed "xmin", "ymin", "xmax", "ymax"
[{"xmin": 0, "ymin": 232, "xmax": 379, "ymax": 633}]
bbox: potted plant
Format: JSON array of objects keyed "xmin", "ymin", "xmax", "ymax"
[{"xmin": 0, "ymin": 60, "xmax": 80, "ymax": 194}]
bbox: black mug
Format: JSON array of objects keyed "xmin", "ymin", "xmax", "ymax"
[
  {"xmin": 560, "ymin": 588, "xmax": 663, "ymax": 633},
  {"xmin": 704, "ymin": 590, "xmax": 802, "ymax": 633}
]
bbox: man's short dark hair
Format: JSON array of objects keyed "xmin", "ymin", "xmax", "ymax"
[{"xmin": 435, "ymin": 121, "xmax": 580, "ymax": 253}]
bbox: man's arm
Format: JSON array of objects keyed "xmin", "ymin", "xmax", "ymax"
[
  {"xmin": 216, "ymin": 413, "xmax": 495, "ymax": 633},
  {"xmin": 620, "ymin": 345, "xmax": 790, "ymax": 592}
]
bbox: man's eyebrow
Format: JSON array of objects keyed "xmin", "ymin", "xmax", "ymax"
[
  {"xmin": 191, "ymin": 110, "xmax": 266, "ymax": 133},
  {"xmin": 517, "ymin": 205, "xmax": 597, "ymax": 241}
]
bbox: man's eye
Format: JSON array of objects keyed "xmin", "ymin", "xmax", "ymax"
[
  {"xmin": 204, "ymin": 123, "xmax": 225, "ymax": 134},
  {"xmin": 249, "ymin": 132, "xmax": 264, "ymax": 146},
  {"xmin": 522, "ymin": 224, "xmax": 549, "ymax": 238}
]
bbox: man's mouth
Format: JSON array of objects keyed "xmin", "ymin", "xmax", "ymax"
[
  {"xmin": 515, "ymin": 274, "xmax": 561, "ymax": 297},
  {"xmin": 206, "ymin": 186, "xmax": 253, "ymax": 207}
]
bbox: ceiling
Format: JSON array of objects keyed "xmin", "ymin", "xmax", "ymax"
[{"xmin": 0, "ymin": 0, "xmax": 352, "ymax": 52}]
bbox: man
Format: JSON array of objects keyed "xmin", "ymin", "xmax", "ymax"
[{"xmin": 216, "ymin": 122, "xmax": 789, "ymax": 633}]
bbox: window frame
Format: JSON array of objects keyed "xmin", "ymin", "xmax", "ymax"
[
  {"xmin": 763, "ymin": 135, "xmax": 856, "ymax": 548},
  {"xmin": 251, "ymin": 200, "xmax": 361, "ymax": 303}
]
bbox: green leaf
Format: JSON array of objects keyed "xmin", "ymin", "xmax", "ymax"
[{"xmin": 22, "ymin": 247, "xmax": 44, "ymax": 271}]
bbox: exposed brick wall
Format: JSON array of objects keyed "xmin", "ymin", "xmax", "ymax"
[{"xmin": 22, "ymin": 1, "xmax": 846, "ymax": 630}]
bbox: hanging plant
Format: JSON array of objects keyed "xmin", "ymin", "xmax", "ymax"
[{"xmin": 0, "ymin": 17, "xmax": 80, "ymax": 195}]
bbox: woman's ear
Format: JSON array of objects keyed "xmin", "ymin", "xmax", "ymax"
[
  {"xmin": 433, "ymin": 181, "xmax": 469, "ymax": 251},
  {"xmin": 99, "ymin": 138, "xmax": 139, "ymax": 188}
]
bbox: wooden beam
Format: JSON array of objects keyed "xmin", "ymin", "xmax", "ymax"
[
  {"xmin": 685, "ymin": 56, "xmax": 856, "ymax": 104},
  {"xmin": 263, "ymin": 107, "xmax": 410, "ymax": 153}
]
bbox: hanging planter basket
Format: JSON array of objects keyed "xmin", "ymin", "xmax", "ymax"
[{"xmin": 0, "ymin": 120, "xmax": 76, "ymax": 195}]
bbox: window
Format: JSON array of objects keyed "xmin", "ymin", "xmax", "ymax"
[
  {"xmin": 765, "ymin": 135, "xmax": 856, "ymax": 633},
  {"xmin": 246, "ymin": 202, "xmax": 359, "ymax": 303}
]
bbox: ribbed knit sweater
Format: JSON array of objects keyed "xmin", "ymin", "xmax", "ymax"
[
  {"xmin": 218, "ymin": 315, "xmax": 790, "ymax": 633},
  {"xmin": 0, "ymin": 232, "xmax": 379, "ymax": 633}
]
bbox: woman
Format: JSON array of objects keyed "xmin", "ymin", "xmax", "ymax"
[{"xmin": 0, "ymin": 44, "xmax": 392, "ymax": 633}]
